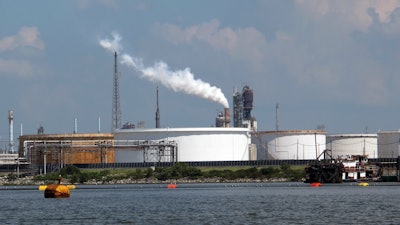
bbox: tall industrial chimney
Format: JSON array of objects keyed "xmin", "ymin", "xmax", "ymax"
[
  {"xmin": 8, "ymin": 110, "xmax": 14, "ymax": 153},
  {"xmin": 74, "ymin": 118, "xmax": 78, "ymax": 134},
  {"xmin": 155, "ymin": 86, "xmax": 161, "ymax": 128},
  {"xmin": 224, "ymin": 108, "xmax": 231, "ymax": 127}
]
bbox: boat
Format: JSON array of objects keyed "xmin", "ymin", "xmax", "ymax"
[
  {"xmin": 304, "ymin": 150, "xmax": 345, "ymax": 183},
  {"xmin": 340, "ymin": 155, "xmax": 368, "ymax": 182}
]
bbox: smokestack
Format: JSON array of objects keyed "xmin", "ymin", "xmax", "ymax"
[
  {"xmin": 8, "ymin": 110, "xmax": 14, "ymax": 153},
  {"xmin": 224, "ymin": 108, "xmax": 230, "ymax": 128},
  {"xmin": 74, "ymin": 118, "xmax": 78, "ymax": 134},
  {"xmin": 98, "ymin": 116, "xmax": 101, "ymax": 133}
]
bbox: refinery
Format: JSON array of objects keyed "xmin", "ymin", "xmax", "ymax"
[{"xmin": 1, "ymin": 52, "xmax": 400, "ymax": 183}]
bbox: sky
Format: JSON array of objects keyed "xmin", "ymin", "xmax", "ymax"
[{"xmin": 1, "ymin": 0, "xmax": 400, "ymax": 144}]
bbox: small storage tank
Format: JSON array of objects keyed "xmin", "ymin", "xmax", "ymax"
[
  {"xmin": 326, "ymin": 134, "xmax": 377, "ymax": 159},
  {"xmin": 252, "ymin": 130, "xmax": 326, "ymax": 160}
]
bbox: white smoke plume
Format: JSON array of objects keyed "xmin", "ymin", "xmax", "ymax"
[
  {"xmin": 99, "ymin": 32, "xmax": 122, "ymax": 53},
  {"xmin": 99, "ymin": 33, "xmax": 229, "ymax": 108}
]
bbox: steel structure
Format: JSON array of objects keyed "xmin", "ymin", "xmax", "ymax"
[
  {"xmin": 114, "ymin": 140, "xmax": 177, "ymax": 163},
  {"xmin": 233, "ymin": 86, "xmax": 256, "ymax": 130},
  {"xmin": 22, "ymin": 138, "xmax": 177, "ymax": 174},
  {"xmin": 304, "ymin": 149, "xmax": 345, "ymax": 183},
  {"xmin": 242, "ymin": 86, "xmax": 253, "ymax": 120},
  {"xmin": 155, "ymin": 86, "xmax": 160, "ymax": 128},
  {"xmin": 112, "ymin": 51, "xmax": 121, "ymax": 131},
  {"xmin": 233, "ymin": 88, "xmax": 243, "ymax": 127}
]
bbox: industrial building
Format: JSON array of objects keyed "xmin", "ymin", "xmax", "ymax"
[
  {"xmin": 252, "ymin": 130, "xmax": 326, "ymax": 160},
  {"xmin": 326, "ymin": 134, "xmax": 378, "ymax": 159},
  {"xmin": 232, "ymin": 85, "xmax": 257, "ymax": 131},
  {"xmin": 18, "ymin": 133, "xmax": 114, "ymax": 174}
]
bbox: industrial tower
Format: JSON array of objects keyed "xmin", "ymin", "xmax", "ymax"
[
  {"xmin": 112, "ymin": 51, "xmax": 121, "ymax": 131},
  {"xmin": 233, "ymin": 85, "xmax": 257, "ymax": 131}
]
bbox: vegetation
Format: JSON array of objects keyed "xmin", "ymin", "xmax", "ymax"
[{"xmin": 33, "ymin": 163, "xmax": 306, "ymax": 184}]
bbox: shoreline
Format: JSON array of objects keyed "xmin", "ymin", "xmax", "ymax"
[{"xmin": 0, "ymin": 176, "xmax": 292, "ymax": 186}]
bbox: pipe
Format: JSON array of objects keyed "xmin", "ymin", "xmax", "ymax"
[
  {"xmin": 74, "ymin": 118, "xmax": 78, "ymax": 134},
  {"xmin": 8, "ymin": 110, "xmax": 14, "ymax": 153},
  {"xmin": 224, "ymin": 108, "xmax": 230, "ymax": 128}
]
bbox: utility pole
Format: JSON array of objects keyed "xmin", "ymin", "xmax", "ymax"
[{"xmin": 275, "ymin": 103, "xmax": 279, "ymax": 131}]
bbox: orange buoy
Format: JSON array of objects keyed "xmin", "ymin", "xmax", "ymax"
[
  {"xmin": 44, "ymin": 184, "xmax": 70, "ymax": 198},
  {"xmin": 310, "ymin": 182, "xmax": 322, "ymax": 187},
  {"xmin": 167, "ymin": 184, "xmax": 177, "ymax": 189}
]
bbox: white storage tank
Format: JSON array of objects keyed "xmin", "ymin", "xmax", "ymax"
[
  {"xmin": 252, "ymin": 130, "xmax": 326, "ymax": 160},
  {"xmin": 113, "ymin": 127, "xmax": 251, "ymax": 162},
  {"xmin": 377, "ymin": 131, "xmax": 400, "ymax": 158},
  {"xmin": 326, "ymin": 134, "xmax": 378, "ymax": 159}
]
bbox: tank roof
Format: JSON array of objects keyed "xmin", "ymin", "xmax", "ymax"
[{"xmin": 255, "ymin": 130, "xmax": 325, "ymax": 135}]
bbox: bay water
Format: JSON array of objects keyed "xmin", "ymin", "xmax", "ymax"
[{"xmin": 1, "ymin": 182, "xmax": 400, "ymax": 224}]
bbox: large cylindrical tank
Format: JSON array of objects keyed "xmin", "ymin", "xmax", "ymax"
[
  {"xmin": 377, "ymin": 131, "xmax": 400, "ymax": 158},
  {"xmin": 252, "ymin": 130, "xmax": 326, "ymax": 160},
  {"xmin": 114, "ymin": 127, "xmax": 251, "ymax": 162},
  {"xmin": 326, "ymin": 134, "xmax": 377, "ymax": 159}
]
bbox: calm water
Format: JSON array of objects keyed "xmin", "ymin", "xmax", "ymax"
[{"xmin": 1, "ymin": 182, "xmax": 400, "ymax": 224}]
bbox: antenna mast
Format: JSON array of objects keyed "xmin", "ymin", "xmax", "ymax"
[
  {"xmin": 156, "ymin": 86, "xmax": 161, "ymax": 128},
  {"xmin": 112, "ymin": 51, "xmax": 121, "ymax": 131},
  {"xmin": 275, "ymin": 103, "xmax": 279, "ymax": 131}
]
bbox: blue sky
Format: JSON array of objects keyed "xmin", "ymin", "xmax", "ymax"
[{"xmin": 1, "ymin": 0, "xmax": 400, "ymax": 143}]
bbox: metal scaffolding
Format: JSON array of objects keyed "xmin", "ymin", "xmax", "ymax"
[
  {"xmin": 114, "ymin": 140, "xmax": 177, "ymax": 163},
  {"xmin": 24, "ymin": 139, "xmax": 177, "ymax": 175}
]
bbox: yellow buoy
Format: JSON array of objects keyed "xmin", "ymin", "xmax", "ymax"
[
  {"xmin": 67, "ymin": 185, "xmax": 76, "ymax": 189},
  {"xmin": 39, "ymin": 184, "xmax": 76, "ymax": 190},
  {"xmin": 38, "ymin": 185, "xmax": 47, "ymax": 191},
  {"xmin": 44, "ymin": 184, "xmax": 70, "ymax": 198}
]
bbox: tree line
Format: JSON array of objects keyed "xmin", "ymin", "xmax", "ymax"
[{"xmin": 33, "ymin": 162, "xmax": 305, "ymax": 184}]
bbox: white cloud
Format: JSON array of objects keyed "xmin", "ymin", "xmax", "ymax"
[
  {"xmin": 156, "ymin": 19, "xmax": 267, "ymax": 69},
  {"xmin": 0, "ymin": 58, "xmax": 38, "ymax": 78},
  {"xmin": 295, "ymin": 0, "xmax": 400, "ymax": 31},
  {"xmin": 250, "ymin": 1, "xmax": 400, "ymax": 106},
  {"xmin": 76, "ymin": 0, "xmax": 119, "ymax": 10},
  {"xmin": 0, "ymin": 27, "xmax": 45, "ymax": 78},
  {"xmin": 0, "ymin": 26, "xmax": 44, "ymax": 52}
]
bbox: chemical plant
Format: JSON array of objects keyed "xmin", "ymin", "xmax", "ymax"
[{"xmin": 1, "ymin": 52, "xmax": 400, "ymax": 181}]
